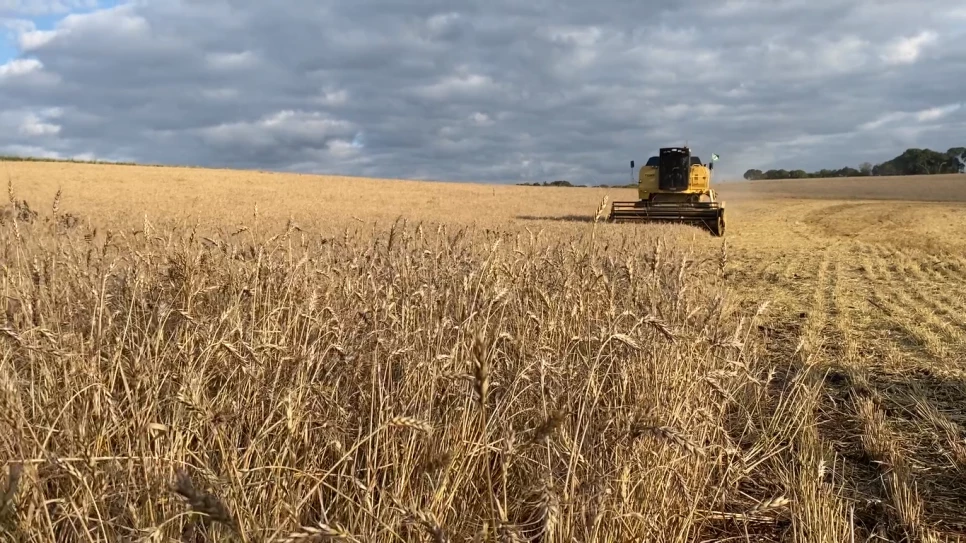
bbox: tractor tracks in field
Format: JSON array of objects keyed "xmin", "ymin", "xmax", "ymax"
[
  {"xmin": 734, "ymin": 235, "xmax": 966, "ymax": 540},
  {"xmin": 833, "ymin": 241, "xmax": 966, "ymax": 539},
  {"xmin": 865, "ymin": 243, "xmax": 966, "ymax": 363}
]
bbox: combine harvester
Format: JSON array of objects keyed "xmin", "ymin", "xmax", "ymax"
[{"xmin": 609, "ymin": 146, "xmax": 725, "ymax": 236}]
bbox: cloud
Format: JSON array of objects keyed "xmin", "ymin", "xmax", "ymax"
[
  {"xmin": 880, "ymin": 31, "xmax": 938, "ymax": 65},
  {"xmin": 19, "ymin": 110, "xmax": 60, "ymax": 136},
  {"xmin": 917, "ymin": 103, "xmax": 961, "ymax": 122},
  {"xmin": 0, "ymin": 0, "xmax": 964, "ymax": 182},
  {"xmin": 19, "ymin": 28, "xmax": 54, "ymax": 50},
  {"xmin": 859, "ymin": 103, "xmax": 962, "ymax": 130},
  {"xmin": 205, "ymin": 50, "xmax": 257, "ymax": 70},
  {"xmin": 198, "ymin": 110, "xmax": 357, "ymax": 150},
  {"xmin": 0, "ymin": 56, "xmax": 39, "ymax": 76}
]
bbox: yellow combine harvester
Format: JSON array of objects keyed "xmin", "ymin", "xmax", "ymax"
[{"xmin": 609, "ymin": 146, "xmax": 725, "ymax": 236}]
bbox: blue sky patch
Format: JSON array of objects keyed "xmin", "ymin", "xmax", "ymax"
[{"xmin": 1, "ymin": 0, "xmax": 120, "ymax": 63}]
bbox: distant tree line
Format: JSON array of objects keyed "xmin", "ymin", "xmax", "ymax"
[
  {"xmin": 516, "ymin": 180, "xmax": 640, "ymax": 188},
  {"xmin": 516, "ymin": 180, "xmax": 584, "ymax": 187},
  {"xmin": 0, "ymin": 155, "xmax": 139, "ymax": 166},
  {"xmin": 743, "ymin": 147, "xmax": 966, "ymax": 181}
]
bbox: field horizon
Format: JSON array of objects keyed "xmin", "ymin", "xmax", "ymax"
[
  {"xmin": 3, "ymin": 160, "xmax": 964, "ymax": 226},
  {"xmin": 2, "ymin": 160, "xmax": 966, "ymax": 541}
]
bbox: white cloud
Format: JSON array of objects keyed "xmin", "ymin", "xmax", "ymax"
[
  {"xmin": 326, "ymin": 137, "xmax": 363, "ymax": 158},
  {"xmin": 880, "ymin": 31, "xmax": 938, "ymax": 65},
  {"xmin": 414, "ymin": 70, "xmax": 501, "ymax": 100},
  {"xmin": 206, "ymin": 50, "xmax": 257, "ymax": 70},
  {"xmin": 0, "ymin": 57, "xmax": 41, "ymax": 76},
  {"xmin": 0, "ymin": 143, "xmax": 61, "ymax": 158},
  {"xmin": 314, "ymin": 87, "xmax": 348, "ymax": 107},
  {"xmin": 19, "ymin": 112, "xmax": 60, "ymax": 136},
  {"xmin": 18, "ymin": 28, "xmax": 54, "ymax": 50},
  {"xmin": 17, "ymin": 4, "xmax": 150, "ymax": 51},
  {"xmin": 469, "ymin": 112, "xmax": 492, "ymax": 125},
  {"xmin": 859, "ymin": 103, "xmax": 961, "ymax": 130},
  {"xmin": 57, "ymin": 5, "xmax": 147, "ymax": 34},
  {"xmin": 425, "ymin": 12, "xmax": 461, "ymax": 34},
  {"xmin": 859, "ymin": 111, "xmax": 907, "ymax": 131},
  {"xmin": 917, "ymin": 103, "xmax": 961, "ymax": 122},
  {"xmin": 199, "ymin": 110, "xmax": 357, "ymax": 150}
]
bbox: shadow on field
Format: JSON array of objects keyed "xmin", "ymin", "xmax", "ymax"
[
  {"xmin": 760, "ymin": 348, "xmax": 966, "ymax": 539},
  {"xmin": 514, "ymin": 214, "xmax": 596, "ymax": 223}
]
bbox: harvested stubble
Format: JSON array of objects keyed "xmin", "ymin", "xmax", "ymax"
[{"xmin": 2, "ymin": 195, "xmax": 843, "ymax": 542}]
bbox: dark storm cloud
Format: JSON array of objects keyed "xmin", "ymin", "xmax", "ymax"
[{"xmin": 1, "ymin": 0, "xmax": 964, "ymax": 182}]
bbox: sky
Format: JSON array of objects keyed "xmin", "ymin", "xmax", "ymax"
[{"xmin": 1, "ymin": 0, "xmax": 964, "ymax": 184}]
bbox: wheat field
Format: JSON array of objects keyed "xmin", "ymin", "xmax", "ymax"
[{"xmin": 2, "ymin": 161, "xmax": 966, "ymax": 542}]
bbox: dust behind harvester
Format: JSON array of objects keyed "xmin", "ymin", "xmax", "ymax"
[{"xmin": 608, "ymin": 146, "xmax": 725, "ymax": 236}]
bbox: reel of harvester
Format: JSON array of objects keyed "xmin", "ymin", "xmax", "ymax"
[{"xmin": 608, "ymin": 147, "xmax": 725, "ymax": 236}]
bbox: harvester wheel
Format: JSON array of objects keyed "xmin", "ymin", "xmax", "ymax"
[{"xmin": 711, "ymin": 209, "xmax": 725, "ymax": 237}]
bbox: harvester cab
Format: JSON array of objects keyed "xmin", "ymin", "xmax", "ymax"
[{"xmin": 609, "ymin": 146, "xmax": 725, "ymax": 236}]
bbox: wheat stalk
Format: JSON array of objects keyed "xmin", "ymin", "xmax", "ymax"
[{"xmin": 0, "ymin": 185, "xmax": 917, "ymax": 543}]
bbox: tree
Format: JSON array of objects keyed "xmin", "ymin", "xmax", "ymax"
[
  {"xmin": 947, "ymin": 147, "xmax": 966, "ymax": 173},
  {"xmin": 883, "ymin": 148, "xmax": 958, "ymax": 175},
  {"xmin": 743, "ymin": 145, "xmax": 964, "ymax": 180},
  {"xmin": 873, "ymin": 162, "xmax": 899, "ymax": 176},
  {"xmin": 763, "ymin": 169, "xmax": 790, "ymax": 179}
]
